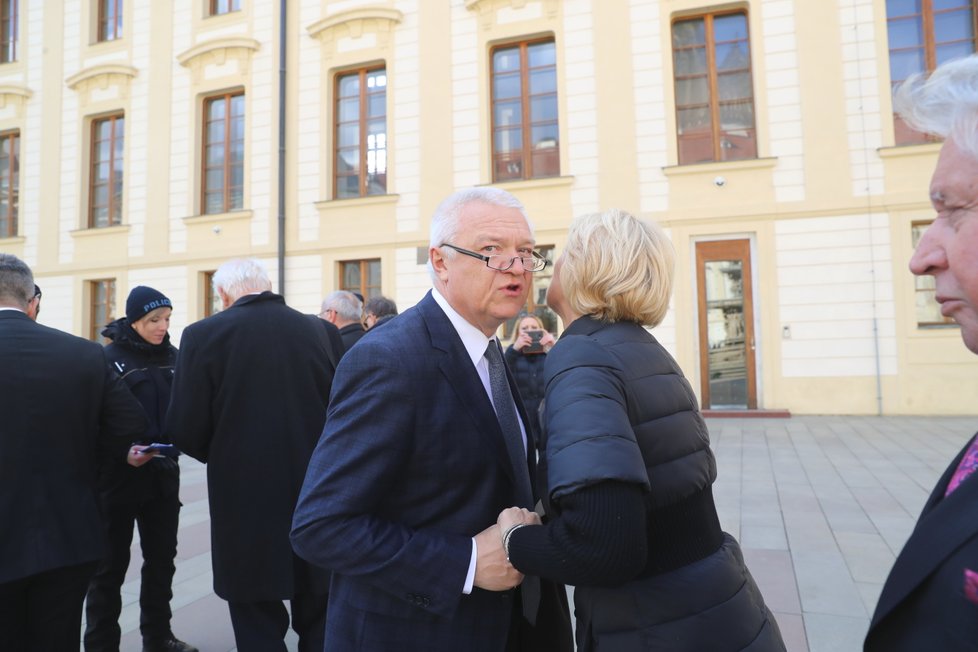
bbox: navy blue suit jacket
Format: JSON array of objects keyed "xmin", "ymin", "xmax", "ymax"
[
  {"xmin": 865, "ymin": 432, "xmax": 978, "ymax": 651},
  {"xmin": 292, "ymin": 292, "xmax": 536, "ymax": 651}
]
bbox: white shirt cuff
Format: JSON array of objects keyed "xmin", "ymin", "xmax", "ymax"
[{"xmin": 463, "ymin": 538, "xmax": 477, "ymax": 594}]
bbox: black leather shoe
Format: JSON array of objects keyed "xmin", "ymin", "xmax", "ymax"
[{"xmin": 142, "ymin": 637, "xmax": 199, "ymax": 652}]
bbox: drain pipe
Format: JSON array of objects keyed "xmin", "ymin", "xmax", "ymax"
[{"xmin": 276, "ymin": 0, "xmax": 287, "ymax": 296}]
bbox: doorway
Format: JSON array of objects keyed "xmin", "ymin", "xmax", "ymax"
[{"xmin": 695, "ymin": 239, "xmax": 757, "ymax": 409}]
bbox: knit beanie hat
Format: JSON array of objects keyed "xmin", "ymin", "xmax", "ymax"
[{"xmin": 126, "ymin": 286, "xmax": 172, "ymax": 323}]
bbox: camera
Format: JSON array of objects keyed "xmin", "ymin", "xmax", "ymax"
[{"xmin": 524, "ymin": 330, "xmax": 545, "ymax": 354}]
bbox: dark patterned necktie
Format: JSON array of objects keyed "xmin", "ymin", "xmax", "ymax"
[
  {"xmin": 484, "ymin": 340, "xmax": 534, "ymax": 508},
  {"xmin": 485, "ymin": 339, "xmax": 540, "ymax": 623},
  {"xmin": 945, "ymin": 437, "xmax": 978, "ymax": 496}
]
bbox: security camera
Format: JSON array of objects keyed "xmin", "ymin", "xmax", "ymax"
[{"xmin": 713, "ymin": 176, "xmax": 726, "ymax": 187}]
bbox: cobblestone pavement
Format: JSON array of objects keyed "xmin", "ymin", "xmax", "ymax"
[{"xmin": 89, "ymin": 414, "xmax": 977, "ymax": 652}]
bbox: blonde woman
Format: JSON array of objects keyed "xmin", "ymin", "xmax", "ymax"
[
  {"xmin": 498, "ymin": 209, "xmax": 785, "ymax": 651},
  {"xmin": 504, "ymin": 313, "xmax": 556, "ymax": 439}
]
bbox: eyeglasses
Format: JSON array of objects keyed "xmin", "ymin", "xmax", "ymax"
[
  {"xmin": 439, "ymin": 243, "xmax": 549, "ymax": 273},
  {"xmin": 32, "ymin": 289, "xmax": 41, "ymax": 300}
]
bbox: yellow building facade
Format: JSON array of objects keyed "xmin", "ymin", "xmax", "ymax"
[{"xmin": 1, "ymin": 0, "xmax": 975, "ymax": 415}]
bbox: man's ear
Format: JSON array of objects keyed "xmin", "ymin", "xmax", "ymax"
[
  {"xmin": 218, "ymin": 288, "xmax": 233, "ymax": 309},
  {"xmin": 429, "ymin": 246, "xmax": 450, "ymax": 282}
]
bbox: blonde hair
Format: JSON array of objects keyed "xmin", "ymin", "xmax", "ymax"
[
  {"xmin": 509, "ymin": 313, "xmax": 544, "ymax": 346},
  {"xmin": 560, "ymin": 209, "xmax": 675, "ymax": 326}
]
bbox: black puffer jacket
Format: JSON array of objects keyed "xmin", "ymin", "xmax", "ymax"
[
  {"xmin": 504, "ymin": 344, "xmax": 546, "ymax": 437},
  {"xmin": 97, "ymin": 319, "xmax": 179, "ymax": 501},
  {"xmin": 533, "ymin": 316, "xmax": 784, "ymax": 652}
]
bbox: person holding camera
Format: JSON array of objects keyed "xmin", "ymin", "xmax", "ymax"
[{"xmin": 505, "ymin": 314, "xmax": 556, "ymax": 440}]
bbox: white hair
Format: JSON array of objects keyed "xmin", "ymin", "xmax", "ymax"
[
  {"xmin": 213, "ymin": 258, "xmax": 272, "ymax": 302},
  {"xmin": 426, "ymin": 187, "xmax": 533, "ymax": 282},
  {"xmin": 320, "ymin": 290, "xmax": 362, "ymax": 322},
  {"xmin": 893, "ymin": 54, "xmax": 978, "ymax": 160}
]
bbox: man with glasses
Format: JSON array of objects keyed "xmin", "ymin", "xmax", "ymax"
[
  {"xmin": 26, "ymin": 284, "xmax": 41, "ymax": 320},
  {"xmin": 318, "ymin": 290, "xmax": 366, "ymax": 352},
  {"xmin": 292, "ymin": 187, "xmax": 572, "ymax": 651}
]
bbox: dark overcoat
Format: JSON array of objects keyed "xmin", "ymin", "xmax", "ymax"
[
  {"xmin": 0, "ymin": 310, "xmax": 146, "ymax": 584},
  {"xmin": 865, "ymin": 432, "xmax": 978, "ymax": 651},
  {"xmin": 291, "ymin": 291, "xmax": 572, "ymax": 652},
  {"xmin": 167, "ymin": 292, "xmax": 335, "ymax": 601}
]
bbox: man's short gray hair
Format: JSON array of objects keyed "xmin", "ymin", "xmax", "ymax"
[
  {"xmin": 0, "ymin": 253, "xmax": 34, "ymax": 309},
  {"xmin": 427, "ymin": 187, "xmax": 533, "ymax": 282},
  {"xmin": 321, "ymin": 290, "xmax": 362, "ymax": 322},
  {"xmin": 894, "ymin": 54, "xmax": 978, "ymax": 160},
  {"xmin": 213, "ymin": 258, "xmax": 272, "ymax": 302}
]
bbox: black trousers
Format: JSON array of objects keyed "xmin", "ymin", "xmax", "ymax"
[
  {"xmin": 0, "ymin": 560, "xmax": 98, "ymax": 652},
  {"xmin": 84, "ymin": 490, "xmax": 181, "ymax": 651},
  {"xmin": 228, "ymin": 592, "xmax": 328, "ymax": 652}
]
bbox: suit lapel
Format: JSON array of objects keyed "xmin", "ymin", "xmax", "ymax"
[
  {"xmin": 417, "ymin": 295, "xmax": 514, "ymax": 481},
  {"xmin": 871, "ymin": 433, "xmax": 978, "ymax": 627}
]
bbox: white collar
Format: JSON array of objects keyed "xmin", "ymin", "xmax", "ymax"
[{"xmin": 430, "ymin": 288, "xmax": 495, "ymax": 368}]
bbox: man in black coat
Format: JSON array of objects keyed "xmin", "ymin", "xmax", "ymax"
[
  {"xmin": 166, "ymin": 258, "xmax": 337, "ymax": 652},
  {"xmin": 0, "ymin": 254, "xmax": 147, "ymax": 650},
  {"xmin": 865, "ymin": 54, "xmax": 978, "ymax": 651}
]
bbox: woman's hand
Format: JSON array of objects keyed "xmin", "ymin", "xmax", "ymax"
[
  {"xmin": 127, "ymin": 445, "xmax": 158, "ymax": 467},
  {"xmin": 497, "ymin": 506, "xmax": 541, "ymax": 534},
  {"xmin": 513, "ymin": 331, "xmax": 533, "ymax": 351},
  {"xmin": 540, "ymin": 331, "xmax": 557, "ymax": 351}
]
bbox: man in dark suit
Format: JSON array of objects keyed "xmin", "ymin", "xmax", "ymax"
[
  {"xmin": 0, "ymin": 254, "xmax": 147, "ymax": 650},
  {"xmin": 865, "ymin": 54, "xmax": 978, "ymax": 651},
  {"xmin": 318, "ymin": 290, "xmax": 366, "ymax": 352},
  {"xmin": 292, "ymin": 187, "xmax": 572, "ymax": 651},
  {"xmin": 166, "ymin": 258, "xmax": 337, "ymax": 652}
]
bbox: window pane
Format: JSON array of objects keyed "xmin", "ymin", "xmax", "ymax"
[
  {"xmin": 678, "ymin": 106, "xmax": 711, "ymax": 133},
  {"xmin": 336, "ymin": 175, "xmax": 360, "ymax": 199},
  {"xmin": 337, "ymin": 149, "xmax": 358, "ymax": 173},
  {"xmin": 337, "ymin": 123, "xmax": 359, "ymax": 148},
  {"xmin": 718, "ymin": 71, "xmax": 753, "ymax": 101},
  {"xmin": 673, "ymin": 47, "xmax": 708, "ymax": 75},
  {"xmin": 208, "ymin": 98, "xmax": 226, "ymax": 121},
  {"xmin": 493, "ymin": 47, "xmax": 520, "ymax": 73},
  {"xmin": 206, "ymin": 168, "xmax": 224, "ymax": 193},
  {"xmin": 206, "ymin": 144, "xmax": 224, "ymax": 166},
  {"xmin": 531, "ymin": 125, "xmax": 558, "ymax": 148},
  {"xmin": 230, "ymin": 138, "xmax": 244, "ymax": 162},
  {"xmin": 720, "ymin": 101, "xmax": 755, "ymax": 129},
  {"xmin": 937, "ymin": 40, "xmax": 975, "ymax": 64},
  {"xmin": 935, "ymin": 9, "xmax": 973, "ymax": 43},
  {"xmin": 342, "ymin": 262, "xmax": 361, "ymax": 289},
  {"xmin": 527, "ymin": 41, "xmax": 555, "ymax": 67},
  {"xmin": 230, "ymin": 95, "xmax": 245, "ymax": 117},
  {"xmin": 933, "ymin": 0, "xmax": 969, "ymax": 10},
  {"xmin": 675, "ymin": 76, "xmax": 710, "ymax": 105},
  {"xmin": 93, "ymin": 184, "xmax": 108, "ymax": 208},
  {"xmin": 230, "ymin": 163, "xmax": 243, "ymax": 190},
  {"xmin": 530, "ymin": 96, "xmax": 558, "ymax": 122},
  {"xmin": 494, "ymin": 100, "xmax": 522, "ymax": 127},
  {"xmin": 713, "ymin": 14, "xmax": 748, "ymax": 43},
  {"xmin": 367, "ymin": 70, "xmax": 387, "ymax": 89},
  {"xmin": 337, "ymin": 98, "xmax": 359, "ymax": 123},
  {"xmin": 205, "ymin": 192, "xmax": 224, "ymax": 214},
  {"xmin": 207, "ymin": 119, "xmax": 225, "ymax": 144},
  {"xmin": 338, "ymin": 74, "xmax": 359, "ymax": 97},
  {"xmin": 494, "ymin": 128, "xmax": 522, "ymax": 153},
  {"xmin": 368, "ymin": 94, "xmax": 385, "ymax": 119},
  {"xmin": 889, "ymin": 48, "xmax": 925, "ymax": 80},
  {"xmin": 230, "ymin": 115, "xmax": 244, "ymax": 142},
  {"xmin": 528, "ymin": 69, "xmax": 556, "ymax": 94},
  {"xmin": 888, "ymin": 16, "xmax": 924, "ymax": 49},
  {"xmin": 672, "ymin": 19, "xmax": 706, "ymax": 47},
  {"xmin": 715, "ymin": 42, "xmax": 751, "ymax": 71},
  {"xmin": 886, "ymin": 0, "xmax": 921, "ymax": 14},
  {"xmin": 368, "ymin": 260, "xmax": 381, "ymax": 286},
  {"xmin": 493, "ymin": 73, "xmax": 521, "ymax": 100}
]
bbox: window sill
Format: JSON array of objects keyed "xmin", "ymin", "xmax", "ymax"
[
  {"xmin": 0, "ymin": 235, "xmax": 24, "ymax": 244},
  {"xmin": 662, "ymin": 157, "xmax": 778, "ymax": 177},
  {"xmin": 86, "ymin": 38, "xmax": 126, "ymax": 53},
  {"xmin": 487, "ymin": 175, "xmax": 574, "ymax": 191},
  {"xmin": 71, "ymin": 224, "xmax": 130, "ymax": 238},
  {"xmin": 183, "ymin": 209, "xmax": 254, "ymax": 224},
  {"xmin": 878, "ymin": 142, "xmax": 942, "ymax": 159},
  {"xmin": 315, "ymin": 194, "xmax": 400, "ymax": 211}
]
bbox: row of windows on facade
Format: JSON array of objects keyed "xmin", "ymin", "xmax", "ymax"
[
  {"xmin": 0, "ymin": 0, "xmax": 240, "ymax": 61},
  {"xmin": 3, "ymin": 1, "xmax": 974, "ymax": 237},
  {"xmin": 4, "ymin": 1, "xmax": 974, "ymax": 234}
]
